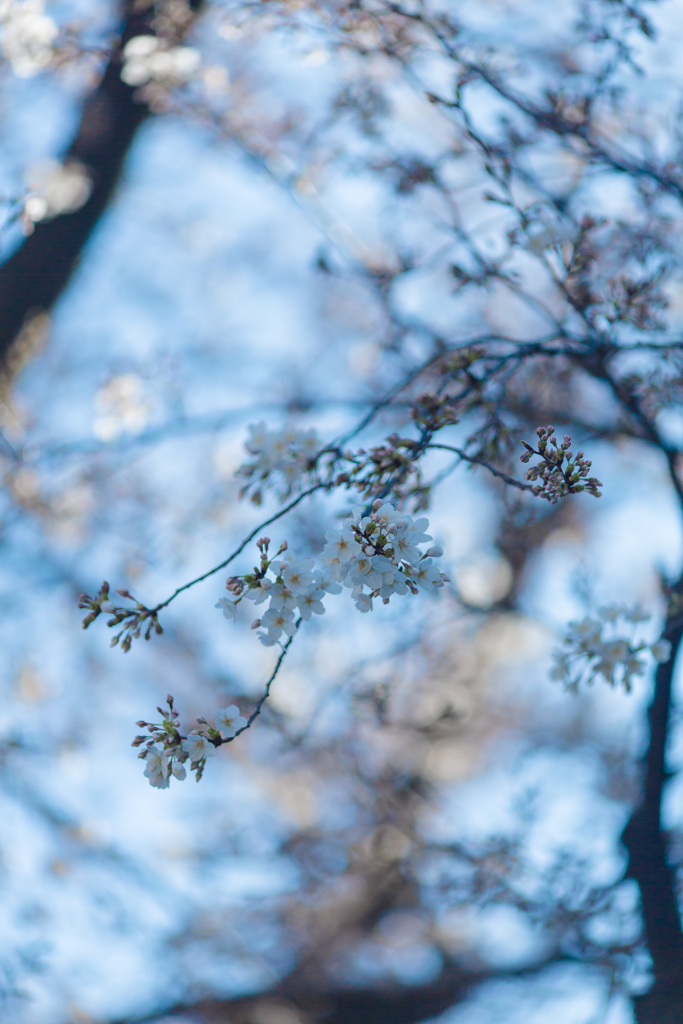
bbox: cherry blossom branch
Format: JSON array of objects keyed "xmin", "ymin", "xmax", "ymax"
[
  {"xmin": 425, "ymin": 444, "xmax": 534, "ymax": 492},
  {"xmin": 216, "ymin": 619, "xmax": 301, "ymax": 747},
  {"xmin": 152, "ymin": 486, "xmax": 329, "ymax": 613}
]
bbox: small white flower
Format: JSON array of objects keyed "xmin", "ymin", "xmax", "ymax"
[
  {"xmin": 215, "ymin": 705, "xmax": 248, "ymax": 738},
  {"xmin": 372, "ymin": 503, "xmax": 402, "ymax": 529},
  {"xmin": 355, "ymin": 593, "xmax": 373, "ymax": 613},
  {"xmin": 297, "ymin": 589, "xmax": 325, "ymax": 620},
  {"xmin": 623, "ymin": 656, "xmax": 646, "ymax": 689},
  {"xmin": 319, "ymin": 550, "xmax": 344, "ymax": 578},
  {"xmin": 567, "ymin": 616, "xmax": 602, "ymax": 645},
  {"xmin": 411, "ymin": 559, "xmax": 442, "ymax": 591},
  {"xmin": 266, "ymin": 583, "xmax": 298, "ymax": 613},
  {"xmin": 261, "ymin": 606, "xmax": 297, "ymax": 640},
  {"xmin": 181, "ymin": 734, "xmax": 216, "ymax": 763},
  {"xmin": 244, "ymin": 580, "xmax": 271, "ymax": 605},
  {"xmin": 257, "ymin": 631, "xmax": 280, "ymax": 646},
  {"xmin": 312, "ymin": 568, "xmax": 342, "ymax": 595},
  {"xmin": 351, "ymin": 553, "xmax": 374, "ymax": 576},
  {"xmin": 144, "ymin": 745, "xmax": 169, "ymax": 788},
  {"xmin": 549, "ymin": 653, "xmax": 571, "ymax": 683},
  {"xmin": 215, "ymin": 597, "xmax": 237, "ymax": 621},
  {"xmin": 598, "ymin": 605, "xmax": 622, "ymax": 622},
  {"xmin": 281, "ymin": 556, "xmax": 316, "ymax": 594},
  {"xmin": 379, "ymin": 569, "xmax": 409, "ymax": 599},
  {"xmin": 393, "ymin": 528, "xmax": 421, "ymax": 565},
  {"xmin": 600, "ymin": 639, "xmax": 630, "ymax": 663},
  {"xmin": 245, "ymin": 421, "xmax": 269, "ymax": 453},
  {"xmin": 171, "ymin": 762, "xmax": 187, "ymax": 781},
  {"xmin": 399, "ymin": 516, "xmax": 432, "ymax": 547},
  {"xmin": 651, "ymin": 639, "xmax": 672, "ymax": 663},
  {"xmin": 324, "ymin": 528, "xmax": 361, "ymax": 563}
]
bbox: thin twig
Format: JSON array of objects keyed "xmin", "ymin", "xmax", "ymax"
[
  {"xmin": 152, "ymin": 487, "xmax": 328, "ymax": 613},
  {"xmin": 425, "ymin": 443, "xmax": 533, "ymax": 491},
  {"xmin": 217, "ymin": 620, "xmax": 301, "ymax": 746}
]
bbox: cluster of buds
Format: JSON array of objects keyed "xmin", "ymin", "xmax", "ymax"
[
  {"xmin": 550, "ymin": 605, "xmax": 671, "ymax": 692},
  {"xmin": 338, "ymin": 435, "xmax": 420, "ymax": 500},
  {"xmin": 79, "ymin": 581, "xmax": 162, "ymax": 652},
  {"xmin": 133, "ymin": 694, "xmax": 191, "ymax": 787},
  {"xmin": 225, "ymin": 576, "xmax": 245, "ymax": 597},
  {"xmin": 133, "ymin": 694, "xmax": 247, "ymax": 786},
  {"xmin": 410, "ymin": 392, "xmax": 460, "ymax": 431},
  {"xmin": 442, "ymin": 346, "xmax": 485, "ymax": 374},
  {"xmin": 520, "ymin": 427, "xmax": 602, "ymax": 503}
]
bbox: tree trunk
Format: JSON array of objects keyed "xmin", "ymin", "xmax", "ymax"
[
  {"xmin": 622, "ymin": 585, "xmax": 683, "ymax": 1023},
  {"xmin": 0, "ymin": 0, "xmax": 202, "ymax": 369}
]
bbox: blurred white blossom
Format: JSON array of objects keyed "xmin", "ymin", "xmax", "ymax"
[
  {"xmin": 0, "ymin": 0, "xmax": 57, "ymax": 77},
  {"xmin": 121, "ymin": 34, "xmax": 200, "ymax": 87},
  {"xmin": 238, "ymin": 422, "xmax": 323, "ymax": 497},
  {"xmin": 93, "ymin": 374, "xmax": 153, "ymax": 441},
  {"xmin": 551, "ymin": 605, "xmax": 671, "ymax": 692},
  {"xmin": 143, "ymin": 745, "xmax": 169, "ymax": 788}
]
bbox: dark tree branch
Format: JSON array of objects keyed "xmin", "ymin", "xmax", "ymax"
[
  {"xmin": 0, "ymin": 0, "xmax": 203, "ymax": 367},
  {"xmin": 622, "ymin": 589, "xmax": 683, "ymax": 1024},
  {"xmin": 113, "ymin": 956, "xmax": 589, "ymax": 1024}
]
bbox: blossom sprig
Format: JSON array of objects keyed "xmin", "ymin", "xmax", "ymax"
[
  {"xmin": 410, "ymin": 391, "xmax": 460, "ymax": 431},
  {"xmin": 133, "ymin": 694, "xmax": 248, "ymax": 787},
  {"xmin": 550, "ymin": 605, "xmax": 671, "ymax": 693},
  {"xmin": 78, "ymin": 581, "xmax": 163, "ymax": 651},
  {"xmin": 237, "ymin": 423, "xmax": 325, "ymax": 502},
  {"xmin": 520, "ymin": 426, "xmax": 602, "ymax": 503},
  {"xmin": 335, "ymin": 434, "xmax": 423, "ymax": 502},
  {"xmin": 216, "ymin": 502, "xmax": 448, "ymax": 640}
]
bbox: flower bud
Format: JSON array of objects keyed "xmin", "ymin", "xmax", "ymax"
[
  {"xmin": 251, "ymin": 619, "xmax": 261, "ymax": 629},
  {"xmin": 426, "ymin": 546, "xmax": 443, "ymax": 557}
]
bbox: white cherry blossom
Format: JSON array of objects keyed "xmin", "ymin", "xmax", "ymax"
[
  {"xmin": 266, "ymin": 583, "xmax": 299, "ymax": 613},
  {"xmin": 281, "ymin": 556, "xmax": 315, "ymax": 594},
  {"xmin": 410, "ymin": 559, "xmax": 443, "ymax": 591},
  {"xmin": 215, "ymin": 705, "xmax": 248, "ymax": 738},
  {"xmin": 182, "ymin": 734, "xmax": 216, "ymax": 763},
  {"xmin": 215, "ymin": 597, "xmax": 237, "ymax": 621},
  {"xmin": 312, "ymin": 568, "xmax": 343, "ymax": 595},
  {"xmin": 297, "ymin": 589, "xmax": 325, "ymax": 620},
  {"xmin": 323, "ymin": 528, "xmax": 361, "ymax": 563},
  {"xmin": 143, "ymin": 746, "xmax": 169, "ymax": 788},
  {"xmin": 651, "ymin": 639, "xmax": 672, "ymax": 663},
  {"xmin": 261, "ymin": 606, "xmax": 297, "ymax": 640}
]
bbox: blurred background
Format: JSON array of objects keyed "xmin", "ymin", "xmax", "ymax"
[{"xmin": 0, "ymin": 0, "xmax": 682, "ymax": 1021}]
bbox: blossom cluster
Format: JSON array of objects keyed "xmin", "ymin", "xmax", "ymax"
[
  {"xmin": 133, "ymin": 694, "xmax": 247, "ymax": 787},
  {"xmin": 22, "ymin": 159, "xmax": 92, "ymax": 234},
  {"xmin": 216, "ymin": 501, "xmax": 448, "ymax": 645},
  {"xmin": 237, "ymin": 422, "xmax": 323, "ymax": 500},
  {"xmin": 0, "ymin": 0, "xmax": 57, "ymax": 78},
  {"xmin": 520, "ymin": 426, "xmax": 602, "ymax": 503},
  {"xmin": 550, "ymin": 605, "xmax": 671, "ymax": 692},
  {"xmin": 121, "ymin": 34, "xmax": 200, "ymax": 88}
]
